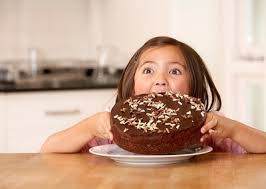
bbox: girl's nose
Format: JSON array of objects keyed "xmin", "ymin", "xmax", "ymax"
[
  {"xmin": 155, "ymin": 81, "xmax": 166, "ymax": 86},
  {"xmin": 155, "ymin": 74, "xmax": 167, "ymax": 86}
]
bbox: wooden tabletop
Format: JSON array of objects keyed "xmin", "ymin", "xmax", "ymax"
[{"xmin": 0, "ymin": 153, "xmax": 265, "ymax": 189}]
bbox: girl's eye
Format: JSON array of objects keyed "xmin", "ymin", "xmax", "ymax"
[
  {"xmin": 142, "ymin": 68, "xmax": 153, "ymax": 74},
  {"xmin": 169, "ymin": 68, "xmax": 181, "ymax": 75}
]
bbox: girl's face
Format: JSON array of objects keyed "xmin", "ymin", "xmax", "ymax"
[{"xmin": 134, "ymin": 45, "xmax": 190, "ymax": 95}]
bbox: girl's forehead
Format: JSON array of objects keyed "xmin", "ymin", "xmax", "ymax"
[{"xmin": 139, "ymin": 45, "xmax": 186, "ymax": 65}]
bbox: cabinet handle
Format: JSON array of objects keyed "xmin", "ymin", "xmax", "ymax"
[
  {"xmin": 45, "ymin": 109, "xmax": 81, "ymax": 116},
  {"xmin": 238, "ymin": 54, "xmax": 264, "ymax": 62}
]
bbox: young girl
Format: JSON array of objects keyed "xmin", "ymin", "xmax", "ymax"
[{"xmin": 41, "ymin": 36, "xmax": 266, "ymax": 154}]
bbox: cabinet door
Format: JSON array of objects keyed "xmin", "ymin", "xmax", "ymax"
[
  {"xmin": 6, "ymin": 89, "xmax": 116, "ymax": 153},
  {"xmin": 0, "ymin": 94, "xmax": 7, "ymax": 152},
  {"xmin": 222, "ymin": 0, "xmax": 266, "ymax": 131}
]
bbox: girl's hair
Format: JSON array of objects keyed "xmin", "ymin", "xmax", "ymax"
[{"xmin": 116, "ymin": 36, "xmax": 221, "ymax": 111}]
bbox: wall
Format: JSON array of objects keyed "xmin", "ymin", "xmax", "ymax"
[
  {"xmin": 0, "ymin": 0, "xmax": 102, "ymax": 60},
  {"xmin": 0, "ymin": 0, "xmax": 19, "ymax": 60},
  {"xmin": 101, "ymin": 0, "xmax": 175, "ymax": 58}
]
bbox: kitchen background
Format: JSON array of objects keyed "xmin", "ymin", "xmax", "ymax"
[{"xmin": 0, "ymin": 0, "xmax": 265, "ymax": 153}]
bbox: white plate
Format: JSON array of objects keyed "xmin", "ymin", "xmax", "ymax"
[{"xmin": 89, "ymin": 144, "xmax": 212, "ymax": 166}]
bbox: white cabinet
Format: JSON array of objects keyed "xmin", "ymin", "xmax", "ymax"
[
  {"xmin": 6, "ymin": 89, "xmax": 116, "ymax": 153},
  {"xmin": 0, "ymin": 94, "xmax": 7, "ymax": 152},
  {"xmin": 222, "ymin": 0, "xmax": 266, "ymax": 131}
]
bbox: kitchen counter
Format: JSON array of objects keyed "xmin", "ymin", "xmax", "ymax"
[
  {"xmin": 0, "ymin": 68, "xmax": 123, "ymax": 92},
  {"xmin": 0, "ymin": 63, "xmax": 123, "ymax": 92},
  {"xmin": 0, "ymin": 153, "xmax": 265, "ymax": 189},
  {"xmin": 0, "ymin": 77, "xmax": 119, "ymax": 92}
]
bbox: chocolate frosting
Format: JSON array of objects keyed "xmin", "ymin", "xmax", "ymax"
[{"xmin": 111, "ymin": 92, "xmax": 206, "ymax": 136}]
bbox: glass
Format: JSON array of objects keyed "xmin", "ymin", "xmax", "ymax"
[
  {"xmin": 94, "ymin": 45, "xmax": 118, "ymax": 81},
  {"xmin": 28, "ymin": 48, "xmax": 38, "ymax": 78}
]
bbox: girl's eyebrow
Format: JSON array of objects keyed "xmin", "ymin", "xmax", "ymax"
[
  {"xmin": 140, "ymin": 60, "xmax": 186, "ymax": 69},
  {"xmin": 137, "ymin": 61, "xmax": 154, "ymax": 68},
  {"xmin": 168, "ymin": 61, "xmax": 187, "ymax": 70},
  {"xmin": 140, "ymin": 61, "xmax": 155, "ymax": 65}
]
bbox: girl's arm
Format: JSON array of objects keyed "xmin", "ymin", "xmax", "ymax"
[
  {"xmin": 40, "ymin": 112, "xmax": 113, "ymax": 153},
  {"xmin": 201, "ymin": 112, "xmax": 266, "ymax": 153},
  {"xmin": 229, "ymin": 120, "xmax": 266, "ymax": 153}
]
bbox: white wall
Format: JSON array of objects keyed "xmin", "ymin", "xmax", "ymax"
[
  {"xmin": 0, "ymin": 0, "xmax": 20, "ymax": 60},
  {"xmin": 101, "ymin": 0, "xmax": 175, "ymax": 58},
  {"xmin": 0, "ymin": 0, "xmax": 102, "ymax": 61}
]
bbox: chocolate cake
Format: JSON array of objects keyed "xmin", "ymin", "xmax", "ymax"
[{"xmin": 111, "ymin": 92, "xmax": 206, "ymax": 155}]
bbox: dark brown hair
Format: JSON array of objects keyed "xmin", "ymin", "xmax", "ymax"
[{"xmin": 116, "ymin": 36, "xmax": 221, "ymax": 111}]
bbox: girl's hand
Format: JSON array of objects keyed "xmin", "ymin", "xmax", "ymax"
[
  {"xmin": 88, "ymin": 112, "xmax": 113, "ymax": 140},
  {"xmin": 200, "ymin": 112, "xmax": 236, "ymax": 142}
]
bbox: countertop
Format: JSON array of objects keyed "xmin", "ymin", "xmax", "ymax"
[
  {"xmin": 0, "ymin": 153, "xmax": 265, "ymax": 189},
  {"xmin": 0, "ymin": 65, "xmax": 123, "ymax": 92},
  {"xmin": 0, "ymin": 77, "xmax": 119, "ymax": 92}
]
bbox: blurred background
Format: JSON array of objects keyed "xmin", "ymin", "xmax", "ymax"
[{"xmin": 0, "ymin": 0, "xmax": 265, "ymax": 152}]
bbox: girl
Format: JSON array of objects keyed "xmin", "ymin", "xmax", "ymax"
[{"xmin": 41, "ymin": 36, "xmax": 266, "ymax": 153}]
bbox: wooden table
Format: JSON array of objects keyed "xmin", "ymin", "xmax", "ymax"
[{"xmin": 0, "ymin": 153, "xmax": 265, "ymax": 189}]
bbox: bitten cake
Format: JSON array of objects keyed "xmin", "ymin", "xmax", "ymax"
[{"xmin": 111, "ymin": 92, "xmax": 206, "ymax": 155}]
